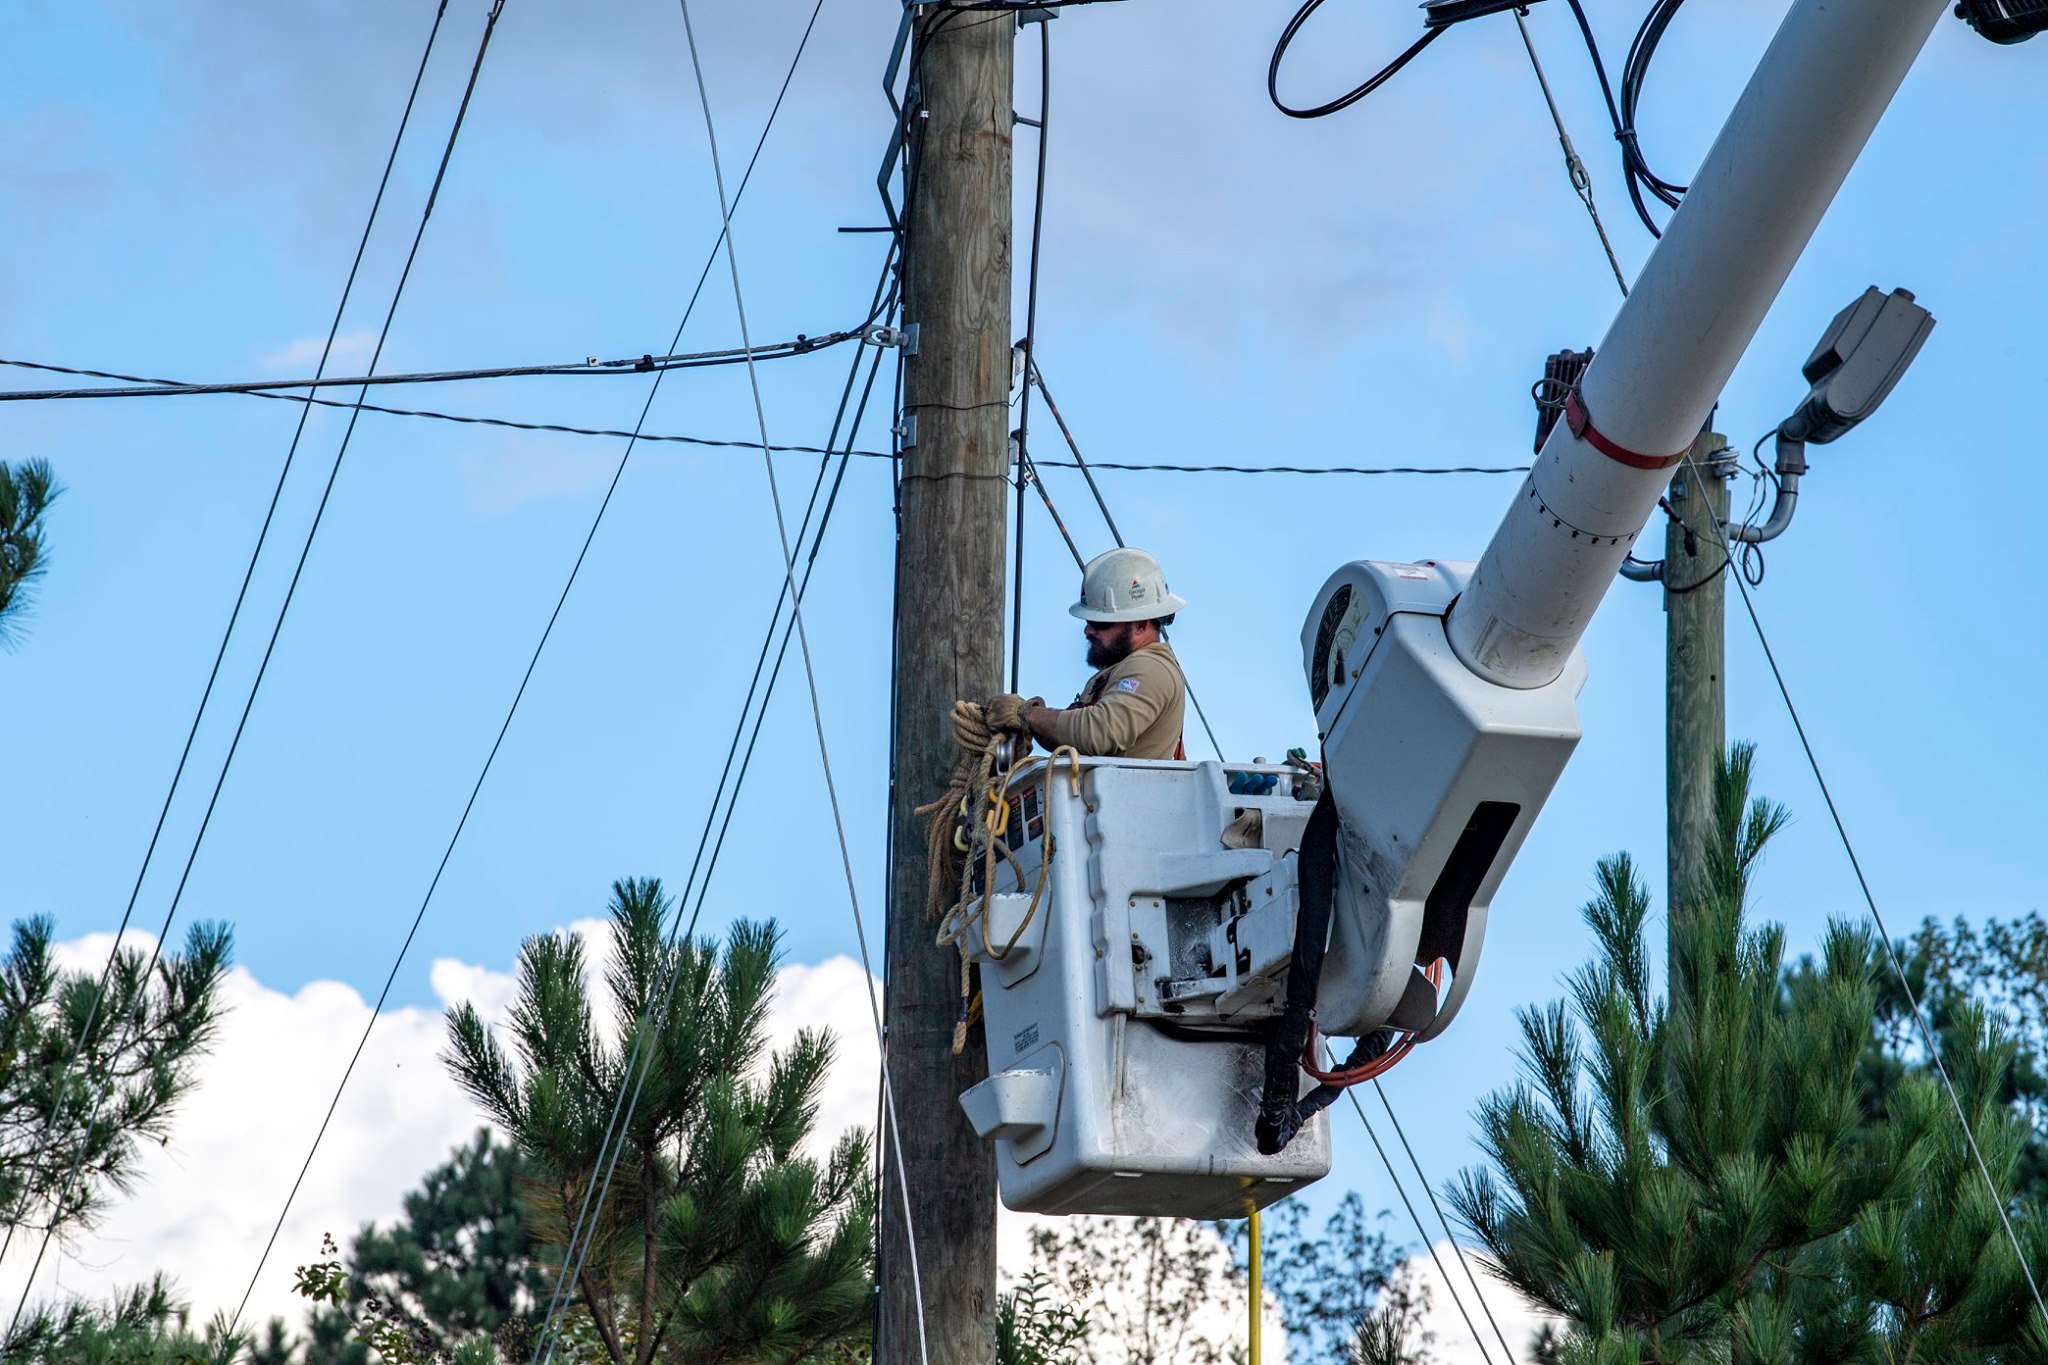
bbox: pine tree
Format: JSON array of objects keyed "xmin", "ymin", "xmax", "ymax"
[
  {"xmin": 1, "ymin": 1276, "xmax": 251, "ymax": 1364},
  {"xmin": 0, "ymin": 915, "xmax": 233, "ymax": 1245},
  {"xmin": 1450, "ymin": 744, "xmax": 2047, "ymax": 1363},
  {"xmin": 0, "ymin": 457, "xmax": 60, "ymax": 643},
  {"xmin": 300, "ymin": 1129, "xmax": 546, "ymax": 1365},
  {"xmin": 1861, "ymin": 911, "xmax": 2048, "ymax": 1203},
  {"xmin": 441, "ymin": 881, "xmax": 872, "ymax": 1365}
]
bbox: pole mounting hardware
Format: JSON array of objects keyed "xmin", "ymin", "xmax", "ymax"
[{"xmin": 865, "ymin": 322, "xmax": 920, "ymax": 355}]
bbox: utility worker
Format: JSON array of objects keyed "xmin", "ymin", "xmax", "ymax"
[{"xmin": 1023, "ymin": 547, "xmax": 1188, "ymax": 760}]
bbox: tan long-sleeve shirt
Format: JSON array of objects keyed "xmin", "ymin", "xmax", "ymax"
[{"xmin": 1054, "ymin": 641, "xmax": 1186, "ymax": 760}]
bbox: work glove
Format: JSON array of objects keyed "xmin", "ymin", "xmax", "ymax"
[{"xmin": 982, "ymin": 692, "xmax": 1041, "ymax": 754}]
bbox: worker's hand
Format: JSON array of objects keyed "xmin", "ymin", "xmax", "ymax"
[
  {"xmin": 1023, "ymin": 703, "xmax": 1063, "ymax": 751},
  {"xmin": 979, "ymin": 693, "xmax": 1041, "ymax": 754}
]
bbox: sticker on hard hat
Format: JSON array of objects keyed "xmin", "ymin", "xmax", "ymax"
[
  {"xmin": 1129, "ymin": 579, "xmax": 1146, "ymax": 600},
  {"xmin": 1116, "ymin": 678, "xmax": 1141, "ymax": 693}
]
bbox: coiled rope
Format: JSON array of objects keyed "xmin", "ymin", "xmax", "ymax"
[{"xmin": 916, "ymin": 695, "xmax": 1081, "ymax": 1052}]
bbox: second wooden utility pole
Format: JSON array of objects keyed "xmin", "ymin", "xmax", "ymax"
[
  {"xmin": 1664, "ymin": 432, "xmax": 1734, "ymax": 922},
  {"xmin": 878, "ymin": 8, "xmax": 1013, "ymax": 1364}
]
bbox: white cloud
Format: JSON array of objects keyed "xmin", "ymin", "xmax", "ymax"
[
  {"xmin": 769, "ymin": 955, "xmax": 889, "ymax": 1151},
  {"xmin": 426, "ymin": 956, "xmax": 519, "ymax": 1032},
  {"xmin": 0, "ymin": 926, "xmax": 893, "ymax": 1337},
  {"xmin": 257, "ymin": 329, "xmax": 378, "ymax": 374},
  {"xmin": 3, "ymin": 937, "xmax": 482, "ymax": 1335}
]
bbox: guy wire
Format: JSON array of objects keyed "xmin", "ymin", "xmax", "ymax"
[{"xmin": 677, "ymin": 3, "xmax": 933, "ymax": 1359}]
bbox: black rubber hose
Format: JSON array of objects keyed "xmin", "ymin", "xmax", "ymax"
[{"xmin": 1255, "ymin": 786, "xmax": 1340, "ymax": 1154}]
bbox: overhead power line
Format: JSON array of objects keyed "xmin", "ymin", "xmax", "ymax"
[
  {"xmin": 524, "ymin": 272, "xmax": 900, "ymax": 1365},
  {"xmin": 1262, "ymin": 0, "xmax": 1689, "ymax": 240},
  {"xmin": 1009, "ymin": 14, "xmax": 1052, "ymax": 693},
  {"xmin": 209, "ymin": 0, "xmax": 511, "ymax": 1326},
  {"xmin": 1372, "ymin": 1080, "xmax": 1520, "ymax": 1364},
  {"xmin": 525, "ymin": 297, "xmax": 896, "ymax": 1365},
  {"xmin": 188, "ymin": 0, "xmax": 862, "ymax": 1348},
  {"xmin": 0, "ymin": 356, "xmax": 1528, "ymax": 479},
  {"xmin": 1040, "ymin": 458, "xmax": 1531, "ymax": 476},
  {"xmin": 1691, "ymin": 445, "xmax": 2048, "ymax": 1328},
  {"xmin": 0, "ymin": 359, "xmax": 1538, "ymax": 484},
  {"xmin": 0, "ymin": 323, "xmax": 876, "ymax": 404},
  {"xmin": 0, "ymin": 0, "xmax": 457, "ymax": 1288},
  {"xmin": 0, "ymin": 356, "xmax": 896, "ymax": 455},
  {"xmin": 1554, "ymin": 0, "xmax": 1691, "ymax": 238},
  {"xmin": 690, "ymin": 1, "xmax": 931, "ymax": 1356},
  {"xmin": 2, "ymin": 0, "xmax": 491, "ymax": 1336},
  {"xmin": 1343, "ymin": 1074, "xmax": 1502, "ymax": 1365}
]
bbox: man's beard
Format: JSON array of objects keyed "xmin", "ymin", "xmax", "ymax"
[{"xmin": 1087, "ymin": 626, "xmax": 1135, "ymax": 669}]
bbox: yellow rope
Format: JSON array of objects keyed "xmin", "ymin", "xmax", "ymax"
[
  {"xmin": 914, "ymin": 694, "xmax": 1037, "ymax": 925},
  {"xmin": 918, "ymin": 695, "xmax": 1032, "ymax": 1054},
  {"xmin": 970, "ymin": 746, "xmax": 1081, "ymax": 964},
  {"xmin": 932, "ymin": 747, "xmax": 1083, "ymax": 1052},
  {"xmin": 923, "ymin": 722, "xmax": 1080, "ymax": 1055}
]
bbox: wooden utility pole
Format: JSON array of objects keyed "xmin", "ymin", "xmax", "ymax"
[
  {"xmin": 878, "ymin": 8, "xmax": 1013, "ymax": 1364},
  {"xmin": 1664, "ymin": 432, "xmax": 1733, "ymax": 924}
]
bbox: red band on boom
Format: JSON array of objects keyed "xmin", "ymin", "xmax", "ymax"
[{"xmin": 1563, "ymin": 390, "xmax": 1688, "ymax": 471}]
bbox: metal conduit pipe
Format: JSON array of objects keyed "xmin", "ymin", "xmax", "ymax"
[{"xmin": 1727, "ymin": 431, "xmax": 1807, "ymax": 544}]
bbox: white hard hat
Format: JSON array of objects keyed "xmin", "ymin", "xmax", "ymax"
[{"xmin": 1068, "ymin": 547, "xmax": 1188, "ymax": 624}]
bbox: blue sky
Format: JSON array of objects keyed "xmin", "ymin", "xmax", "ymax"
[{"xmin": 3, "ymin": 0, "xmax": 2044, "ymax": 1323}]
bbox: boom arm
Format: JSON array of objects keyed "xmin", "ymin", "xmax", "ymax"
[
  {"xmin": 1449, "ymin": 0, "xmax": 1947, "ymax": 687},
  {"xmin": 1305, "ymin": 0, "xmax": 1947, "ymax": 1044}
]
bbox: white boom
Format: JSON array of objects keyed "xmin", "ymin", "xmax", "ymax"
[
  {"xmin": 959, "ymin": 0, "xmax": 1952, "ymax": 1215},
  {"xmin": 1449, "ymin": 0, "xmax": 1948, "ymax": 687},
  {"xmin": 1308, "ymin": 0, "xmax": 1947, "ymax": 1047}
]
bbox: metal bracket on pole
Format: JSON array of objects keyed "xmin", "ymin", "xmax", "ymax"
[
  {"xmin": 1671, "ymin": 438, "xmax": 1737, "ymax": 504},
  {"xmin": 896, "ymin": 413, "xmax": 918, "ymax": 449},
  {"xmin": 866, "ymin": 322, "xmax": 920, "ymax": 355},
  {"xmin": 875, "ymin": 4, "xmax": 918, "ymax": 235}
]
